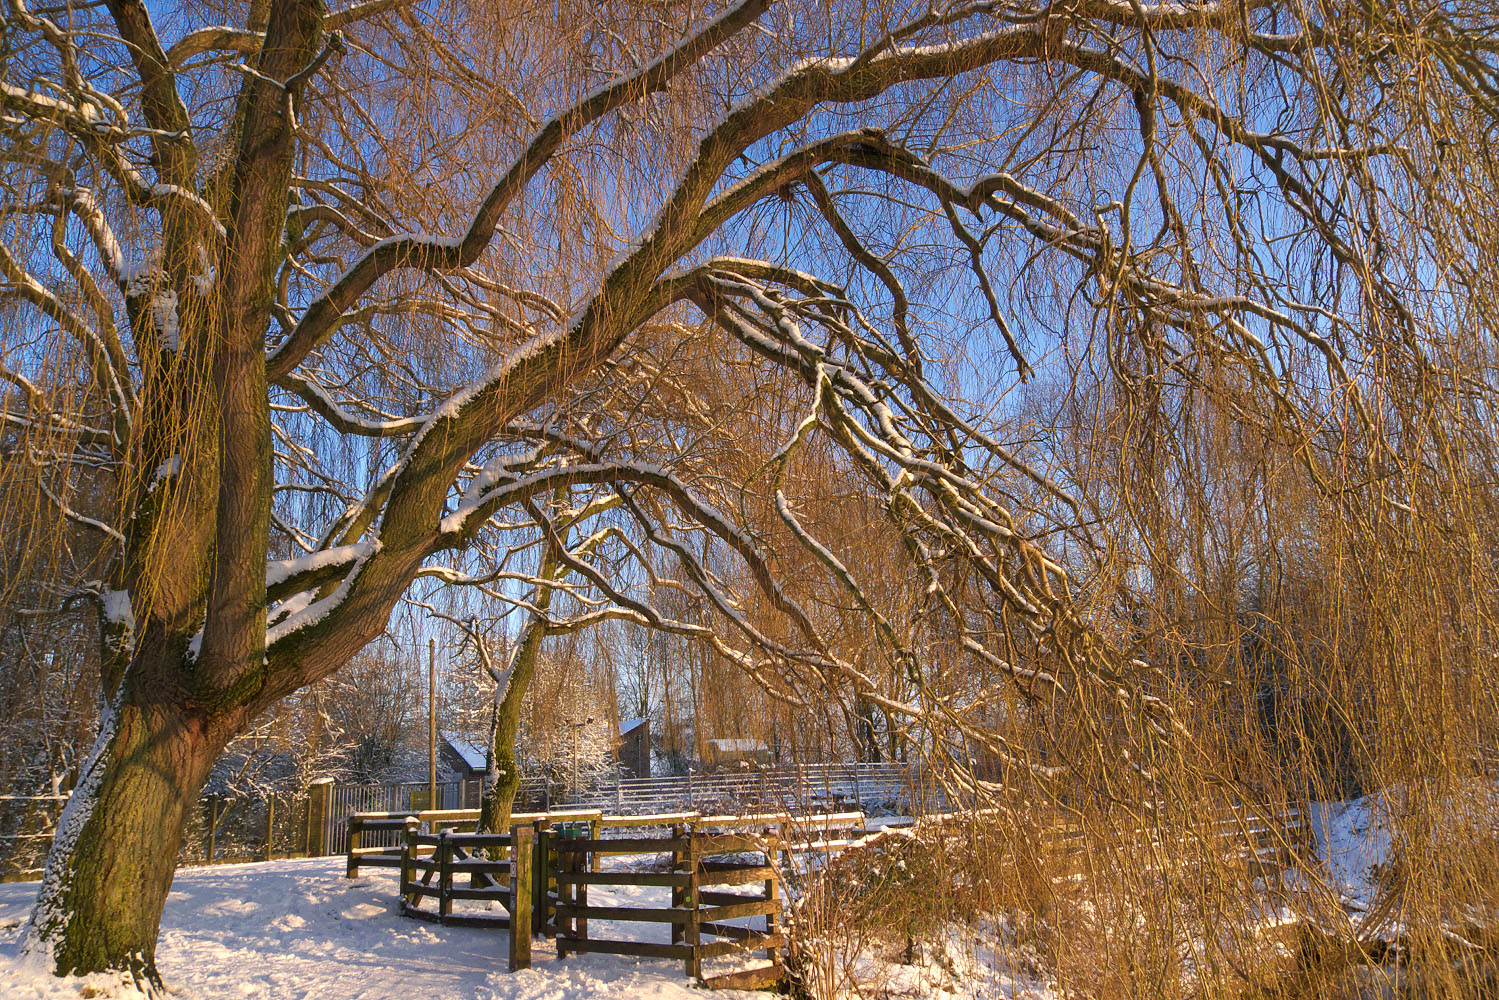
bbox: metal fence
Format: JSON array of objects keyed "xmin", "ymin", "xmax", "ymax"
[
  {"xmin": 585, "ymin": 762, "xmax": 934, "ymax": 816},
  {"xmin": 323, "ymin": 780, "xmax": 465, "ymax": 856}
]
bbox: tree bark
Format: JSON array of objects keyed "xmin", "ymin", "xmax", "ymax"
[
  {"xmin": 478, "ymin": 536, "xmax": 561, "ymax": 835},
  {"xmin": 478, "ymin": 616, "xmax": 547, "ymax": 835},
  {"xmin": 24, "ymin": 678, "xmax": 227, "ymax": 991}
]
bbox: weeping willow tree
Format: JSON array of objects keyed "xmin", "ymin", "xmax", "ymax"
[{"xmin": 2, "ymin": 0, "xmax": 1497, "ymax": 990}]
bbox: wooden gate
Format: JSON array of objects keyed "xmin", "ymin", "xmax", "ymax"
[
  {"xmin": 552, "ymin": 826, "xmax": 783, "ymax": 990},
  {"xmin": 397, "ymin": 821, "xmax": 535, "ymax": 972}
]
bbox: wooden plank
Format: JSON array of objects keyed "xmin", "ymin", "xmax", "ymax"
[
  {"xmin": 352, "ymin": 844, "xmax": 410, "ymax": 857},
  {"xmin": 702, "ymin": 965, "xmax": 784, "ymax": 990},
  {"xmin": 401, "ymin": 902, "xmax": 442, "ymax": 922},
  {"xmin": 599, "ymin": 812, "xmax": 699, "ymax": 828},
  {"xmin": 440, "ymin": 886, "xmax": 513, "ymax": 901},
  {"xmin": 695, "ymin": 833, "xmax": 771, "ymax": 854},
  {"xmin": 699, "ymin": 889, "xmax": 762, "ymax": 906},
  {"xmin": 414, "ymin": 808, "xmax": 482, "ymax": 823},
  {"xmin": 555, "ymin": 871, "xmax": 692, "ymax": 888},
  {"xmin": 700, "ymin": 899, "xmax": 779, "ymax": 922},
  {"xmin": 443, "ymin": 859, "xmax": 512, "ymax": 875},
  {"xmin": 698, "ymin": 932, "xmax": 783, "ymax": 958},
  {"xmin": 697, "ymin": 864, "xmax": 776, "ymax": 886},
  {"xmin": 700, "ymin": 920, "xmax": 767, "ymax": 940},
  {"xmin": 555, "ymin": 837, "xmax": 687, "ymax": 853},
  {"xmin": 553, "ymin": 904, "xmax": 693, "ymax": 924},
  {"xmin": 443, "ymin": 835, "xmax": 513, "ymax": 849},
  {"xmin": 563, "ymin": 939, "xmax": 696, "ymax": 960},
  {"xmin": 351, "ymin": 854, "xmax": 405, "ymax": 868},
  {"xmin": 347, "ymin": 809, "xmax": 421, "ymax": 822},
  {"xmin": 510, "ymin": 823, "xmax": 532, "ymax": 972},
  {"xmin": 534, "ymin": 809, "xmax": 603, "ymax": 824},
  {"xmin": 439, "ymin": 913, "xmax": 513, "ymax": 929}
]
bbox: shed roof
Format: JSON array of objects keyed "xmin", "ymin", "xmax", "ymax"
[{"xmin": 441, "ymin": 731, "xmax": 488, "ymax": 772}]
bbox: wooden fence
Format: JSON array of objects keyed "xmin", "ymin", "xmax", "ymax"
[
  {"xmin": 0, "ymin": 790, "xmax": 319, "ymax": 881},
  {"xmin": 383, "ymin": 815, "xmax": 787, "ymax": 983},
  {"xmin": 344, "ymin": 807, "xmax": 875, "ymax": 878},
  {"xmin": 356, "ymin": 800, "xmax": 1311, "ymax": 990},
  {"xmin": 553, "ymin": 827, "xmax": 784, "ymax": 990},
  {"xmin": 346, "ymin": 807, "xmax": 604, "ymax": 877},
  {"xmin": 358, "ymin": 808, "xmax": 892, "ymax": 989},
  {"xmin": 393, "ymin": 821, "xmax": 535, "ymax": 971}
]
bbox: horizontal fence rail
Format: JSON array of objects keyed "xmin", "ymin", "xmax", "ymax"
[
  {"xmin": 552, "ymin": 826, "xmax": 785, "ymax": 990},
  {"xmin": 396, "ymin": 822, "xmax": 534, "ymax": 971},
  {"xmin": 321, "ymin": 762, "xmax": 929, "ymax": 862}
]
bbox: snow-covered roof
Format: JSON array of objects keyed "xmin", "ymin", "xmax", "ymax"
[
  {"xmin": 706, "ymin": 738, "xmax": 767, "ymax": 753},
  {"xmin": 440, "ymin": 731, "xmax": 488, "ymax": 772},
  {"xmin": 619, "ymin": 717, "xmax": 648, "ymax": 736}
]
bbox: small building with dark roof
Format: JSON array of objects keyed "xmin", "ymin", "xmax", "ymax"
[
  {"xmin": 616, "ymin": 717, "xmax": 650, "ymax": 778},
  {"xmin": 439, "ymin": 731, "xmax": 488, "ymax": 782}
]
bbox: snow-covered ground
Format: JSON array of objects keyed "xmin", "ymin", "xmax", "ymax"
[
  {"xmin": 1305, "ymin": 796, "xmax": 1394, "ymax": 910},
  {"xmin": 0, "ymin": 857, "xmax": 767, "ymax": 1000},
  {"xmin": 0, "ymin": 795, "xmax": 1427, "ymax": 1000}
]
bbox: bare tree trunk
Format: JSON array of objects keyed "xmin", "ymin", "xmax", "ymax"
[
  {"xmin": 478, "ymin": 617, "xmax": 549, "ymax": 835},
  {"xmin": 478, "ymin": 537, "xmax": 560, "ymax": 835},
  {"xmin": 24, "ymin": 677, "xmax": 226, "ymax": 990}
]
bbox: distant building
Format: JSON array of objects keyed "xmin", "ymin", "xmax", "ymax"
[
  {"xmin": 617, "ymin": 718, "xmax": 650, "ymax": 778},
  {"xmin": 703, "ymin": 737, "xmax": 770, "ymax": 769},
  {"xmin": 439, "ymin": 731, "xmax": 488, "ymax": 782}
]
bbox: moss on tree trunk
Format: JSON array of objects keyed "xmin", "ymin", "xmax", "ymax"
[
  {"xmin": 477, "ymin": 537, "xmax": 560, "ymax": 835},
  {"xmin": 27, "ymin": 690, "xmax": 224, "ymax": 991}
]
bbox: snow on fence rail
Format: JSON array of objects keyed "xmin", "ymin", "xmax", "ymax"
[
  {"xmin": 344, "ymin": 807, "xmax": 874, "ymax": 878},
  {"xmin": 322, "ymin": 777, "xmax": 547, "ymax": 856},
  {"xmin": 323, "ymin": 762, "xmax": 929, "ymax": 858}
]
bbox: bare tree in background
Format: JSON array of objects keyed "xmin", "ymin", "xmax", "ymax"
[{"xmin": 3, "ymin": 0, "xmax": 1498, "ymax": 988}]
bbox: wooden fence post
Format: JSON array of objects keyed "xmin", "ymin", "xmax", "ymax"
[
  {"xmin": 533, "ymin": 818, "xmax": 550, "ymax": 936},
  {"xmin": 670, "ymin": 823, "xmax": 685, "ymax": 947},
  {"xmin": 683, "ymin": 831, "xmax": 701, "ymax": 981},
  {"xmin": 306, "ymin": 778, "xmax": 332, "ymax": 857},
  {"xmin": 764, "ymin": 831, "xmax": 781, "ymax": 970},
  {"xmin": 264, "ymin": 794, "xmax": 276, "ymax": 861},
  {"xmin": 510, "ymin": 824, "xmax": 532, "ymax": 971},
  {"xmin": 569, "ymin": 827, "xmax": 587, "ymax": 947},
  {"xmin": 345, "ymin": 816, "xmax": 361, "ymax": 878},
  {"xmin": 206, "ymin": 797, "xmax": 218, "ymax": 862},
  {"xmin": 400, "ymin": 817, "xmax": 418, "ymax": 907},
  {"xmin": 556, "ymin": 830, "xmax": 574, "ymax": 959},
  {"xmin": 438, "ymin": 830, "xmax": 453, "ymax": 921}
]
